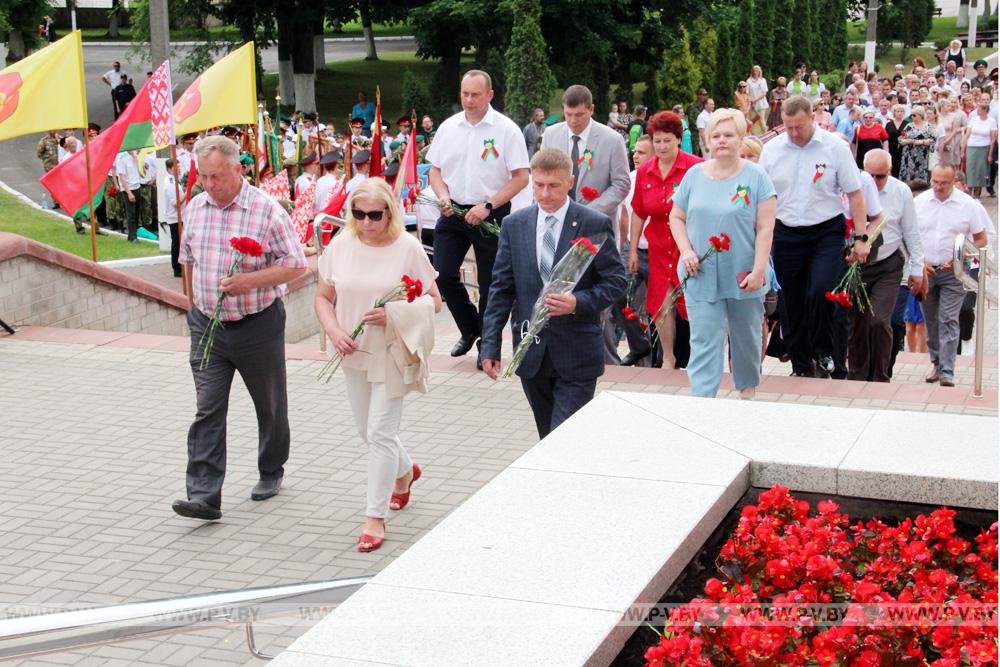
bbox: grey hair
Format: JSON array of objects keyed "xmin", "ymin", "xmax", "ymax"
[
  {"xmin": 863, "ymin": 148, "xmax": 892, "ymax": 169},
  {"xmin": 194, "ymin": 135, "xmax": 240, "ymax": 165},
  {"xmin": 463, "ymin": 69, "xmax": 492, "ymax": 91}
]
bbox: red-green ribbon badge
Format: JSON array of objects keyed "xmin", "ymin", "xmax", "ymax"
[
  {"xmin": 730, "ymin": 184, "xmax": 751, "ymax": 207},
  {"xmin": 576, "ymin": 148, "xmax": 594, "ymax": 168},
  {"xmin": 664, "ymin": 181, "xmax": 682, "ymax": 205},
  {"xmin": 481, "ymin": 138, "xmax": 499, "ymax": 160},
  {"xmin": 812, "ymin": 162, "xmax": 826, "ymax": 184}
]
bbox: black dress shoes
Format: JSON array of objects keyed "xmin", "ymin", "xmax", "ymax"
[
  {"xmin": 172, "ymin": 499, "xmax": 222, "ymax": 521},
  {"xmin": 620, "ymin": 349, "xmax": 651, "ymax": 366},
  {"xmin": 251, "ymin": 477, "xmax": 282, "ymax": 501},
  {"xmin": 815, "ymin": 356, "xmax": 834, "ymax": 378},
  {"xmin": 476, "ymin": 352, "xmax": 483, "ymax": 370},
  {"xmin": 450, "ymin": 334, "xmax": 478, "ymax": 357}
]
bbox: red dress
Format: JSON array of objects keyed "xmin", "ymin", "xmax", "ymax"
[{"xmin": 631, "ymin": 151, "xmax": 703, "ymax": 317}]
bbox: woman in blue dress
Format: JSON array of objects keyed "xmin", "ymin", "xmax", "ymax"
[{"xmin": 668, "ymin": 108, "xmax": 777, "ymax": 399}]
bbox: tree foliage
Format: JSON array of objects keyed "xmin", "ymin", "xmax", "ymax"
[
  {"xmin": 770, "ymin": 0, "xmax": 795, "ymax": 78},
  {"xmin": 0, "ymin": 0, "xmax": 50, "ymax": 60},
  {"xmin": 791, "ymin": 0, "xmax": 814, "ymax": 70},
  {"xmin": 502, "ymin": 0, "xmax": 556, "ymax": 125},
  {"xmin": 659, "ymin": 28, "xmax": 701, "ymax": 110},
  {"xmin": 733, "ymin": 0, "xmax": 755, "ymax": 82}
]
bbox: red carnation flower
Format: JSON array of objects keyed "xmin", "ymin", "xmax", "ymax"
[
  {"xmin": 571, "ymin": 237, "xmax": 598, "ymax": 255},
  {"xmin": 621, "ymin": 306, "xmax": 639, "ymax": 321},
  {"xmin": 709, "ymin": 233, "xmax": 732, "ymax": 252},
  {"xmin": 579, "ymin": 186, "xmax": 599, "ymax": 202},
  {"xmin": 230, "ymin": 236, "xmax": 264, "ymax": 257}
]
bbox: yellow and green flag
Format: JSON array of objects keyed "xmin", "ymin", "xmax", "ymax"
[
  {"xmin": 0, "ymin": 31, "xmax": 87, "ymax": 141},
  {"xmin": 173, "ymin": 42, "xmax": 257, "ymax": 135}
]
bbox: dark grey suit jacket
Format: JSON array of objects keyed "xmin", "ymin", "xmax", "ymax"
[{"xmin": 481, "ymin": 200, "xmax": 627, "ymax": 381}]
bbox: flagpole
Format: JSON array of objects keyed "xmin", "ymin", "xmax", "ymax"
[{"xmin": 73, "ymin": 30, "xmax": 98, "ymax": 263}]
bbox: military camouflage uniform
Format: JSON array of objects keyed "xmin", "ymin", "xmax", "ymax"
[{"xmin": 36, "ymin": 135, "xmax": 59, "ymax": 172}]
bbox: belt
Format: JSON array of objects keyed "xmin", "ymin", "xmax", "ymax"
[{"xmin": 776, "ymin": 213, "xmax": 844, "ymax": 229}]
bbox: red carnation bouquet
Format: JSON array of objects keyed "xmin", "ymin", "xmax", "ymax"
[
  {"xmin": 413, "ymin": 194, "xmax": 500, "ymax": 237},
  {"xmin": 622, "ymin": 273, "xmax": 650, "ymax": 333},
  {"xmin": 826, "ymin": 217, "xmax": 887, "ymax": 313},
  {"xmin": 318, "ymin": 275, "xmax": 424, "ymax": 382},
  {"xmin": 579, "ymin": 186, "xmax": 600, "ymax": 202},
  {"xmin": 503, "ymin": 235, "xmax": 606, "ymax": 378},
  {"xmin": 195, "ymin": 236, "xmax": 264, "ymax": 370},
  {"xmin": 653, "ymin": 233, "xmax": 731, "ymax": 327}
]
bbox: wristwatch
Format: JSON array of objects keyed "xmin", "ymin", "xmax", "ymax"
[
  {"xmin": 484, "ymin": 201, "xmax": 494, "ymax": 212},
  {"xmin": 855, "ymin": 234, "xmax": 869, "ymax": 242}
]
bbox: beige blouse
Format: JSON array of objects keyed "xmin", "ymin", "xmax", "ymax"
[{"xmin": 318, "ymin": 230, "xmax": 438, "ymax": 371}]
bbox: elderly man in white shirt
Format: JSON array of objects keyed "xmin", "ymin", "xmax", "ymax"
[
  {"xmin": 427, "ymin": 69, "xmax": 530, "ymax": 368},
  {"xmin": 914, "ymin": 164, "xmax": 988, "ymax": 387},
  {"xmin": 760, "ymin": 95, "xmax": 870, "ymax": 378},
  {"xmin": 850, "ymin": 149, "xmax": 925, "ymax": 382}
]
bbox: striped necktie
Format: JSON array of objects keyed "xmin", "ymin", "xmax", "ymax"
[{"xmin": 539, "ymin": 214, "xmax": 558, "ymax": 282}]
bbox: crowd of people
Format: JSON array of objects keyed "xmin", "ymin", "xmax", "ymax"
[{"xmin": 32, "ymin": 49, "xmax": 997, "ymax": 551}]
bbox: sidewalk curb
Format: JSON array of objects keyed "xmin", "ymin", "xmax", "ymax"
[{"xmin": 82, "ymin": 36, "xmax": 414, "ymax": 47}]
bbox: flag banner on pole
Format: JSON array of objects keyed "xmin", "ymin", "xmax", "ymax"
[
  {"xmin": 0, "ymin": 31, "xmax": 87, "ymax": 141},
  {"xmin": 393, "ymin": 124, "xmax": 418, "ymax": 199},
  {"xmin": 41, "ymin": 61, "xmax": 174, "ymax": 214},
  {"xmin": 173, "ymin": 42, "xmax": 257, "ymax": 136}
]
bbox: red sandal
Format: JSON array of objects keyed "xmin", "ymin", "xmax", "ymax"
[
  {"xmin": 357, "ymin": 533, "xmax": 384, "ymax": 552},
  {"xmin": 389, "ymin": 464, "xmax": 422, "ymax": 511}
]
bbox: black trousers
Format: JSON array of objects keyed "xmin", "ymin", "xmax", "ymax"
[
  {"xmin": 432, "ymin": 203, "xmax": 510, "ymax": 340},
  {"xmin": 185, "ymin": 300, "xmax": 290, "ymax": 509},
  {"xmin": 772, "ymin": 215, "xmax": 847, "ymax": 375},
  {"xmin": 608, "ymin": 247, "xmax": 652, "ymax": 363},
  {"xmin": 120, "ymin": 188, "xmax": 141, "ymax": 241},
  {"xmin": 520, "ymin": 351, "xmax": 597, "ymax": 439},
  {"xmin": 889, "ymin": 285, "xmax": 909, "ymax": 378},
  {"xmin": 848, "ymin": 251, "xmax": 905, "ymax": 382},
  {"xmin": 169, "ymin": 223, "xmax": 181, "ymax": 276}
]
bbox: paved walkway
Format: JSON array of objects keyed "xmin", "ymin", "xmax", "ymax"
[{"xmin": 1, "ymin": 300, "xmax": 996, "ymax": 664}]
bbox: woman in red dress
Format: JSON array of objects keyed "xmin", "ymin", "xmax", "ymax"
[{"xmin": 628, "ymin": 110, "xmax": 703, "ymax": 369}]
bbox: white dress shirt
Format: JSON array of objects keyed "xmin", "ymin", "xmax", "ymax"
[
  {"xmin": 104, "ymin": 69, "xmax": 124, "ymax": 88},
  {"xmin": 313, "ymin": 173, "xmax": 340, "ymax": 216},
  {"xmin": 426, "ymin": 105, "xmax": 530, "ymax": 205},
  {"xmin": 162, "ymin": 174, "xmax": 179, "ymax": 224},
  {"xmin": 535, "ymin": 197, "xmax": 570, "ymax": 274},
  {"xmin": 914, "ymin": 188, "xmax": 987, "ymax": 264},
  {"xmin": 759, "ymin": 127, "xmax": 862, "ymax": 226},
  {"xmin": 114, "ymin": 152, "xmax": 142, "ymax": 191},
  {"xmin": 842, "ymin": 170, "xmax": 883, "ymax": 221},
  {"xmin": 873, "ymin": 176, "xmax": 924, "ymax": 275},
  {"xmin": 621, "ymin": 169, "xmax": 648, "ymax": 250},
  {"xmin": 566, "ymin": 119, "xmax": 593, "ymax": 157}
]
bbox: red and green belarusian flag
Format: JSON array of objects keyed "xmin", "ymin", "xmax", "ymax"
[{"xmin": 41, "ymin": 61, "xmax": 175, "ymax": 213}]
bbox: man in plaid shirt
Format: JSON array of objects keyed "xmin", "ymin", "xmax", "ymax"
[{"xmin": 173, "ymin": 136, "xmax": 308, "ymax": 521}]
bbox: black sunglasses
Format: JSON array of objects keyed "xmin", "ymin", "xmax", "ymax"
[{"xmin": 351, "ymin": 208, "xmax": 385, "ymax": 222}]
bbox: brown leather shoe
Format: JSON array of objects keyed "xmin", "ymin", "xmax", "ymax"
[
  {"xmin": 925, "ymin": 368, "xmax": 940, "ymax": 383},
  {"xmin": 939, "ymin": 377, "xmax": 955, "ymax": 387}
]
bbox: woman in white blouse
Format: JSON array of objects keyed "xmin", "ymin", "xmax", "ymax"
[{"xmin": 746, "ymin": 65, "xmax": 769, "ymax": 136}]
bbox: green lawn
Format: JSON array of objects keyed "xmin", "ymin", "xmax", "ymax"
[
  {"xmin": 264, "ymin": 52, "xmax": 475, "ymax": 124},
  {"xmin": 847, "ymin": 15, "xmax": 989, "ymax": 45},
  {"xmin": 845, "ymin": 45, "xmax": 995, "ymax": 74},
  {"xmin": 79, "ymin": 20, "xmax": 410, "ymax": 42},
  {"xmin": 0, "ymin": 191, "xmax": 164, "ymax": 262}
]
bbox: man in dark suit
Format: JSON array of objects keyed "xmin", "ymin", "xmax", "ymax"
[{"xmin": 481, "ymin": 148, "xmax": 627, "ymax": 439}]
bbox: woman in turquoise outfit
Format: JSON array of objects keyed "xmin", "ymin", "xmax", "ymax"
[
  {"xmin": 673, "ymin": 104, "xmax": 694, "ymax": 154},
  {"xmin": 668, "ymin": 108, "xmax": 777, "ymax": 399}
]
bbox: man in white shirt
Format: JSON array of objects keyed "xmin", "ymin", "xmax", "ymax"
[
  {"xmin": 102, "ymin": 61, "xmax": 126, "ymax": 118},
  {"xmin": 427, "ymin": 69, "xmax": 530, "ymax": 366},
  {"xmin": 312, "ymin": 151, "xmax": 343, "ymax": 217},
  {"xmin": 851, "ymin": 149, "xmax": 925, "ymax": 382},
  {"xmin": 696, "ymin": 98, "xmax": 714, "ymax": 158},
  {"xmin": 138, "ymin": 151, "xmax": 158, "ymax": 237},
  {"xmin": 914, "ymin": 164, "xmax": 988, "ymax": 386},
  {"xmin": 294, "ymin": 152, "xmax": 319, "ymax": 201},
  {"xmin": 760, "ymin": 95, "xmax": 870, "ymax": 378},
  {"xmin": 614, "ymin": 135, "xmax": 656, "ymax": 367},
  {"xmin": 114, "ymin": 151, "xmax": 143, "ymax": 243},
  {"xmin": 162, "ymin": 158, "xmax": 182, "ymax": 277}
]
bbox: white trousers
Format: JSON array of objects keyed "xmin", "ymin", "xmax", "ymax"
[{"xmin": 342, "ymin": 367, "xmax": 412, "ymax": 518}]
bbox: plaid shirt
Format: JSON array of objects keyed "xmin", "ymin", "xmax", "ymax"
[{"xmin": 180, "ymin": 180, "xmax": 307, "ymax": 321}]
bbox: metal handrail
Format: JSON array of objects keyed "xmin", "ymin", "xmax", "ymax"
[
  {"xmin": 0, "ymin": 576, "xmax": 371, "ymax": 662},
  {"xmin": 951, "ymin": 234, "xmax": 995, "ymax": 398}
]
